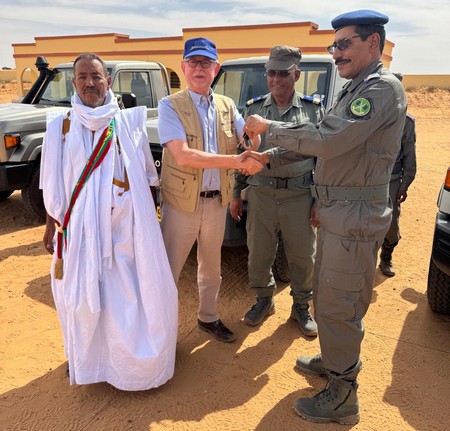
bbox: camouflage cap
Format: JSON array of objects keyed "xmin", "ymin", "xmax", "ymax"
[{"xmin": 264, "ymin": 45, "xmax": 302, "ymax": 70}]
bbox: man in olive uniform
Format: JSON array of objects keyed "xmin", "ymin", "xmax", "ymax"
[
  {"xmin": 243, "ymin": 9, "xmax": 407, "ymax": 425},
  {"xmin": 379, "ymin": 72, "xmax": 417, "ymax": 276},
  {"xmin": 229, "ymin": 45, "xmax": 324, "ymax": 336}
]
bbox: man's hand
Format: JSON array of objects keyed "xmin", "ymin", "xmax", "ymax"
[
  {"xmin": 244, "ymin": 114, "xmax": 270, "ymax": 140},
  {"xmin": 397, "ymin": 189, "xmax": 408, "ymax": 203},
  {"xmin": 237, "ymin": 154, "xmax": 264, "ymax": 175},
  {"xmin": 310, "ymin": 206, "xmax": 319, "ymax": 229},
  {"xmin": 239, "ymin": 150, "xmax": 270, "ymax": 166},
  {"xmin": 43, "ymin": 213, "xmax": 55, "ymax": 255},
  {"xmin": 230, "ymin": 198, "xmax": 243, "ymax": 221}
]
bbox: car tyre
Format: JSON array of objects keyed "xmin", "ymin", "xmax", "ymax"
[
  {"xmin": 427, "ymin": 258, "xmax": 450, "ymax": 315},
  {"xmin": 22, "ymin": 166, "xmax": 46, "ymax": 222}
]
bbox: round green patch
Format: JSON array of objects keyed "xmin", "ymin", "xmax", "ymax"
[{"xmin": 350, "ymin": 98, "xmax": 371, "ymax": 117}]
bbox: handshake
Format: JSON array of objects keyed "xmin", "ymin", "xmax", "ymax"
[
  {"xmin": 236, "ymin": 151, "xmax": 270, "ymax": 175},
  {"xmin": 236, "ymin": 114, "xmax": 272, "ymax": 175}
]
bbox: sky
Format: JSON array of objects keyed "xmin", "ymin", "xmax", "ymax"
[{"xmin": 1, "ymin": 0, "xmax": 449, "ymax": 74}]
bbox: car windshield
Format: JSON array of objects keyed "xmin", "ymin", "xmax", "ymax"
[
  {"xmin": 39, "ymin": 68, "xmax": 75, "ymax": 104},
  {"xmin": 213, "ymin": 62, "xmax": 332, "ymax": 112}
]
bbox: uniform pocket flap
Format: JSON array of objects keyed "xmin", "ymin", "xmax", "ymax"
[{"xmin": 321, "ymin": 268, "xmax": 365, "ymax": 292}]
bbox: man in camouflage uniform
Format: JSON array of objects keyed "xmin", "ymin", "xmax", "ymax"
[{"xmin": 230, "ymin": 45, "xmax": 324, "ymax": 336}]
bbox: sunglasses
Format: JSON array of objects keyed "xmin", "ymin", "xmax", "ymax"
[
  {"xmin": 185, "ymin": 59, "xmax": 216, "ymax": 69},
  {"xmin": 327, "ymin": 35, "xmax": 362, "ymax": 55},
  {"xmin": 264, "ymin": 69, "xmax": 294, "ymax": 78}
]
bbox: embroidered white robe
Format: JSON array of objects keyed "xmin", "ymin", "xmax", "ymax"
[{"xmin": 40, "ymin": 98, "xmax": 178, "ymax": 391}]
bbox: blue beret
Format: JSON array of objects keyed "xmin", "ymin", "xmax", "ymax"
[{"xmin": 331, "ymin": 9, "xmax": 389, "ymax": 30}]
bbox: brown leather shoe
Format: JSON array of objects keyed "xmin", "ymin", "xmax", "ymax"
[{"xmin": 197, "ymin": 319, "xmax": 237, "ymax": 343}]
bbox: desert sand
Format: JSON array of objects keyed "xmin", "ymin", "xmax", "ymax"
[{"xmin": 1, "ymin": 84, "xmax": 450, "ymax": 431}]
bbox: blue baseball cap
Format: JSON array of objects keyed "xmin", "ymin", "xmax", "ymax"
[
  {"xmin": 331, "ymin": 9, "xmax": 389, "ymax": 31},
  {"xmin": 183, "ymin": 37, "xmax": 218, "ymax": 60}
]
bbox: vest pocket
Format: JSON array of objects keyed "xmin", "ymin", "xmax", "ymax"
[
  {"xmin": 164, "ymin": 167, "xmax": 196, "ymax": 199},
  {"xmin": 186, "ymin": 133, "xmax": 198, "ymax": 146}
]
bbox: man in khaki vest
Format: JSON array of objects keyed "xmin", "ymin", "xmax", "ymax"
[{"xmin": 157, "ymin": 37, "xmax": 262, "ymax": 343}]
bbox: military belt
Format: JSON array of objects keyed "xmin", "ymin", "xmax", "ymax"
[
  {"xmin": 310, "ymin": 184, "xmax": 389, "ymax": 201},
  {"xmin": 257, "ymin": 171, "xmax": 313, "ymax": 189}
]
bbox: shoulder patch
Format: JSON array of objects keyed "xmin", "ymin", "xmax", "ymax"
[
  {"xmin": 245, "ymin": 94, "xmax": 267, "ymax": 106},
  {"xmin": 407, "ymin": 113, "xmax": 416, "ymax": 122},
  {"xmin": 300, "ymin": 94, "xmax": 322, "ymax": 105},
  {"xmin": 350, "ymin": 97, "xmax": 371, "ymax": 117},
  {"xmin": 364, "ymin": 73, "xmax": 381, "ymax": 84}
]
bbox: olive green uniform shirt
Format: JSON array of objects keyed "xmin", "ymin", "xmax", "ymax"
[
  {"xmin": 266, "ymin": 60, "xmax": 407, "ymax": 241},
  {"xmin": 233, "ymin": 92, "xmax": 323, "ymax": 197}
]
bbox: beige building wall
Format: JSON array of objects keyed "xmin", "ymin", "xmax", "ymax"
[
  {"xmin": 10, "ymin": 21, "xmax": 449, "ymax": 95},
  {"xmin": 12, "ymin": 21, "xmax": 395, "ymax": 96},
  {"xmin": 0, "ymin": 69, "xmax": 33, "ymax": 83},
  {"xmin": 402, "ymin": 75, "xmax": 450, "ymax": 90}
]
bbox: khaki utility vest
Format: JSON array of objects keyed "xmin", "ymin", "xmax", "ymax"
[{"xmin": 160, "ymin": 88, "xmax": 239, "ymax": 213}]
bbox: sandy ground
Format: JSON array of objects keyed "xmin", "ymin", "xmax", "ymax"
[{"xmin": 1, "ymin": 84, "xmax": 450, "ymax": 431}]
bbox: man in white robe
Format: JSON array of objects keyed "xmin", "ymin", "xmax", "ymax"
[{"xmin": 40, "ymin": 53, "xmax": 178, "ymax": 391}]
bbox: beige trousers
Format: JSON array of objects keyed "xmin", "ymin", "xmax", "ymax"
[{"xmin": 161, "ymin": 196, "xmax": 227, "ymax": 323}]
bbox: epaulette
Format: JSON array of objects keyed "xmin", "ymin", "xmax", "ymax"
[
  {"xmin": 300, "ymin": 94, "xmax": 322, "ymax": 105},
  {"xmin": 245, "ymin": 94, "xmax": 267, "ymax": 106},
  {"xmin": 364, "ymin": 73, "xmax": 381, "ymax": 84},
  {"xmin": 407, "ymin": 113, "xmax": 416, "ymax": 122}
]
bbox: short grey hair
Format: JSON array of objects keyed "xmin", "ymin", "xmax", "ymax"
[{"xmin": 73, "ymin": 53, "xmax": 109, "ymax": 76}]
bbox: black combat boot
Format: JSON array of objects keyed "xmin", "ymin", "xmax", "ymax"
[
  {"xmin": 379, "ymin": 245, "xmax": 395, "ymax": 277},
  {"xmin": 243, "ymin": 296, "xmax": 275, "ymax": 326},
  {"xmin": 294, "ymin": 377, "xmax": 360, "ymax": 424},
  {"xmin": 290, "ymin": 303, "xmax": 318, "ymax": 337}
]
